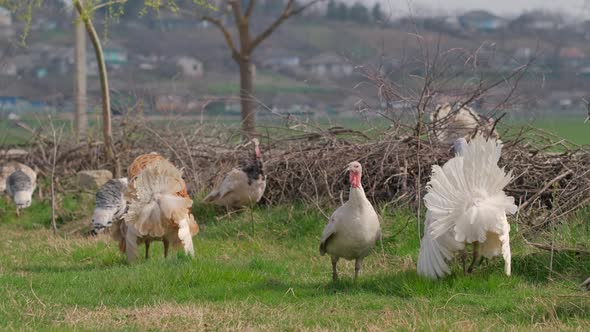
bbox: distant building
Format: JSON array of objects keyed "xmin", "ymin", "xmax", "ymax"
[
  {"xmin": 261, "ymin": 54, "xmax": 301, "ymax": 69},
  {"xmin": 559, "ymin": 47, "xmax": 586, "ymax": 67},
  {"xmin": 154, "ymin": 94, "xmax": 207, "ymax": 113},
  {"xmin": 459, "ymin": 10, "xmax": 507, "ymax": 32},
  {"xmin": 10, "ymin": 54, "xmax": 40, "ymax": 77},
  {"xmin": 0, "ymin": 62, "xmax": 17, "ymax": 76},
  {"xmin": 509, "ymin": 11, "xmax": 564, "ymax": 32},
  {"xmin": 103, "ymin": 48, "xmax": 128, "ymax": 68},
  {"xmin": 304, "ymin": 53, "xmax": 354, "ymax": 78},
  {"xmin": 0, "ymin": 7, "xmax": 14, "ymax": 37},
  {"xmin": 0, "ymin": 96, "xmax": 47, "ymax": 113},
  {"xmin": 514, "ymin": 47, "xmax": 533, "ymax": 60},
  {"xmin": 176, "ymin": 56, "xmax": 204, "ymax": 78}
]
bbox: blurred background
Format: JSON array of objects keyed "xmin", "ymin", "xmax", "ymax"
[{"xmin": 1, "ymin": 0, "xmax": 590, "ymax": 141}]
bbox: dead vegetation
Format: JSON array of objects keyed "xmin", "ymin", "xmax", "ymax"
[
  {"xmin": 2, "ymin": 40, "xmax": 588, "ymax": 235},
  {"xmin": 1, "ymin": 113, "xmax": 589, "ymax": 235}
]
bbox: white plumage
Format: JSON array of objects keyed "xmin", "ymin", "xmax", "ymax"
[
  {"xmin": 431, "ymin": 103, "xmax": 498, "ymax": 144},
  {"xmin": 417, "ymin": 135, "xmax": 517, "ymax": 279},
  {"xmin": 320, "ymin": 161, "xmax": 381, "ymax": 281}
]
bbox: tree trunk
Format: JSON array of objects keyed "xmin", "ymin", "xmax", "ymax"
[
  {"xmin": 75, "ymin": 1, "xmax": 121, "ymax": 177},
  {"xmin": 74, "ymin": 9, "xmax": 87, "ymax": 143},
  {"xmin": 238, "ymin": 56, "xmax": 256, "ymax": 139}
]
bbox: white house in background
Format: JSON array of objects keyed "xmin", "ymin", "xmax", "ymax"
[
  {"xmin": 176, "ymin": 56, "xmax": 204, "ymax": 78},
  {"xmin": 261, "ymin": 54, "xmax": 301, "ymax": 69},
  {"xmin": 0, "ymin": 7, "xmax": 14, "ymax": 37},
  {"xmin": 514, "ymin": 47, "xmax": 533, "ymax": 60},
  {"xmin": 0, "ymin": 61, "xmax": 17, "ymax": 76},
  {"xmin": 304, "ymin": 53, "xmax": 354, "ymax": 78}
]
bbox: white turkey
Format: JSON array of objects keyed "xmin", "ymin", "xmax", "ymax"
[
  {"xmin": 204, "ymin": 138, "xmax": 266, "ymax": 209},
  {"xmin": 1, "ymin": 162, "xmax": 37, "ymax": 216},
  {"xmin": 431, "ymin": 103, "xmax": 498, "ymax": 144},
  {"xmin": 90, "ymin": 178, "xmax": 128, "ymax": 235},
  {"xmin": 319, "ymin": 161, "xmax": 381, "ymax": 281},
  {"xmin": 417, "ymin": 135, "xmax": 517, "ymax": 279}
]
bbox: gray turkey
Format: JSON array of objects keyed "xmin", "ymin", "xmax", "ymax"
[
  {"xmin": 204, "ymin": 138, "xmax": 266, "ymax": 209},
  {"xmin": 90, "ymin": 178, "xmax": 128, "ymax": 235}
]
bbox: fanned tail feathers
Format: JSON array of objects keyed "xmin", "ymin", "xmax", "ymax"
[
  {"xmin": 417, "ymin": 212, "xmax": 465, "ymax": 279},
  {"xmin": 125, "ymin": 160, "xmax": 193, "ymax": 239},
  {"xmin": 423, "ymin": 135, "xmax": 516, "ymax": 275}
]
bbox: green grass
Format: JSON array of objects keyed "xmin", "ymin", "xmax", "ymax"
[
  {"xmin": 531, "ymin": 119, "xmax": 590, "ymax": 145},
  {"xmin": 0, "ymin": 195, "xmax": 589, "ymax": 330}
]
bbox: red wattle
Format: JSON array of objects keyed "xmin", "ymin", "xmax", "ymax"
[{"xmin": 349, "ymin": 172, "xmax": 361, "ymax": 188}]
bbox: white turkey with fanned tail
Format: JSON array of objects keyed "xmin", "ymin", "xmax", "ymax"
[{"xmin": 418, "ymin": 135, "xmax": 517, "ymax": 279}]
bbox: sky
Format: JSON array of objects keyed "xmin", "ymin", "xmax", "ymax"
[
  {"xmin": 340, "ymin": 0, "xmax": 590, "ymax": 19},
  {"xmin": 59, "ymin": 0, "xmax": 590, "ymax": 19}
]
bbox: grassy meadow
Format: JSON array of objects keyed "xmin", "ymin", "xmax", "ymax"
[
  {"xmin": 0, "ymin": 192, "xmax": 589, "ymax": 330},
  {"xmin": 0, "ymin": 116, "xmax": 589, "ymax": 330}
]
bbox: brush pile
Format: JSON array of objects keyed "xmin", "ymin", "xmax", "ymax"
[{"xmin": 2, "ymin": 119, "xmax": 589, "ymax": 229}]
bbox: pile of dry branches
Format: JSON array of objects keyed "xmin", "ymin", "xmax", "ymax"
[{"xmin": 3, "ymin": 116, "xmax": 587, "ymax": 231}]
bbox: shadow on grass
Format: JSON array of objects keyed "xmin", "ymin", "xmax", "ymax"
[{"xmin": 511, "ymin": 251, "xmax": 590, "ymax": 284}]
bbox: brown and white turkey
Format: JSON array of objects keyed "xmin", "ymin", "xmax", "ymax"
[
  {"xmin": 116, "ymin": 154, "xmax": 199, "ymax": 263},
  {"xmin": 319, "ymin": 161, "xmax": 381, "ymax": 282},
  {"xmin": 204, "ymin": 138, "xmax": 266, "ymax": 209}
]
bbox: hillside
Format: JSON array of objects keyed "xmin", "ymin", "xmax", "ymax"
[{"xmin": 3, "ymin": 3, "xmax": 590, "ymax": 116}]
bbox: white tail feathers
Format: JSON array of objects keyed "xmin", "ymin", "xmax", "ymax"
[
  {"xmin": 177, "ymin": 217, "xmax": 195, "ymax": 256},
  {"xmin": 125, "ymin": 160, "xmax": 193, "ymax": 238},
  {"xmin": 418, "ymin": 212, "xmax": 465, "ymax": 279},
  {"xmin": 425, "ymin": 135, "xmax": 516, "ymax": 243},
  {"xmin": 420, "ymin": 135, "xmax": 516, "ymax": 277}
]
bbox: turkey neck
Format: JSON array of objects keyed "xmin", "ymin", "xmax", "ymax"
[
  {"xmin": 348, "ymin": 171, "xmax": 366, "ymax": 203},
  {"xmin": 242, "ymin": 158, "xmax": 264, "ymax": 185}
]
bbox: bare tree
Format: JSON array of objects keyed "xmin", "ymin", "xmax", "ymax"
[
  {"xmin": 0, "ymin": 0, "xmax": 125, "ymax": 176},
  {"xmin": 203, "ymin": 0, "xmax": 323, "ymax": 139},
  {"xmin": 73, "ymin": 0, "xmax": 122, "ymax": 177},
  {"xmin": 74, "ymin": 6, "xmax": 88, "ymax": 144}
]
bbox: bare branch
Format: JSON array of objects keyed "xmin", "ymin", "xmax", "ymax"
[
  {"xmin": 228, "ymin": 0, "xmax": 245, "ymax": 26},
  {"xmin": 245, "ymin": 0, "xmax": 256, "ymax": 18},
  {"xmin": 92, "ymin": 0, "xmax": 127, "ymax": 11},
  {"xmin": 202, "ymin": 15, "xmax": 240, "ymax": 59},
  {"xmin": 250, "ymin": 0, "xmax": 322, "ymax": 51}
]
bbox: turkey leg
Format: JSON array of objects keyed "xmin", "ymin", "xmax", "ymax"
[
  {"xmin": 354, "ymin": 258, "xmax": 364, "ymax": 282},
  {"xmin": 467, "ymin": 242, "xmax": 480, "ymax": 274},
  {"xmin": 461, "ymin": 250, "xmax": 467, "ymax": 275},
  {"xmin": 145, "ymin": 240, "xmax": 151, "ymax": 260},
  {"xmin": 164, "ymin": 239, "xmax": 170, "ymax": 258},
  {"xmin": 331, "ymin": 256, "xmax": 339, "ymax": 281}
]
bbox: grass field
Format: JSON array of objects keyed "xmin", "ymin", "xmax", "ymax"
[
  {"xmin": 530, "ymin": 119, "xmax": 590, "ymax": 145},
  {"xmin": 2, "ymin": 114, "xmax": 588, "ymax": 146},
  {"xmin": 0, "ymin": 117, "xmax": 589, "ymax": 330},
  {"xmin": 0, "ymin": 192, "xmax": 589, "ymax": 330}
]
